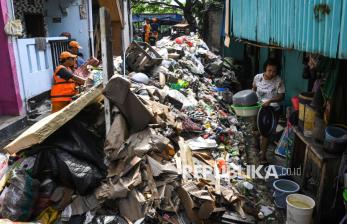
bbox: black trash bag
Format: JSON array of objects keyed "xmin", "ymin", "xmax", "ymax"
[
  {"xmin": 68, "ymin": 214, "xmax": 87, "ymax": 224},
  {"xmin": 68, "ymin": 214, "xmax": 128, "ymax": 224},
  {"xmin": 30, "ymin": 120, "xmax": 107, "ymax": 195},
  {"xmin": 91, "ymin": 215, "xmax": 129, "ymax": 224},
  {"xmin": 0, "ymin": 169, "xmax": 40, "ymax": 221},
  {"xmin": 33, "ymin": 178, "xmax": 56, "ymax": 217}
]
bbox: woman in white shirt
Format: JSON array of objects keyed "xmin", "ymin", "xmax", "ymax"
[{"xmin": 253, "ymin": 59, "xmax": 285, "ymax": 164}]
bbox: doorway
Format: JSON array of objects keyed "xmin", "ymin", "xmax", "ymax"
[{"xmin": 24, "ymin": 13, "xmax": 45, "ymax": 37}]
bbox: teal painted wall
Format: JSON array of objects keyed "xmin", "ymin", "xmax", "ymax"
[
  {"xmin": 259, "ymin": 48, "xmax": 268, "ymax": 72},
  {"xmin": 282, "ymin": 51, "xmax": 308, "ymax": 106},
  {"xmin": 223, "ymin": 40, "xmax": 244, "ymax": 61},
  {"xmin": 230, "ymin": 0, "xmax": 347, "ymax": 59}
]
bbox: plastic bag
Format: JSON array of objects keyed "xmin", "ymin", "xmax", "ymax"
[
  {"xmin": 91, "ymin": 215, "xmax": 128, "ymax": 224},
  {"xmin": 37, "ymin": 207, "xmax": 60, "ymax": 224},
  {"xmin": 4, "ymin": 19, "xmax": 23, "ymax": 36},
  {"xmin": 0, "ymin": 219, "xmax": 40, "ymax": 224},
  {"xmin": 0, "ymin": 169, "xmax": 40, "ymax": 221},
  {"xmin": 0, "ymin": 153, "xmax": 9, "ymax": 181},
  {"xmin": 30, "ymin": 121, "xmax": 107, "ymax": 195},
  {"xmin": 33, "ymin": 179, "xmax": 56, "ymax": 217}
]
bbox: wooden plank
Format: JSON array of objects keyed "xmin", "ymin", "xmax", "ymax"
[
  {"xmin": 3, "ymin": 84, "xmax": 103, "ymax": 154},
  {"xmin": 111, "ymin": 22, "xmax": 122, "ymax": 55},
  {"xmin": 98, "ymin": 0, "xmax": 124, "ymax": 26},
  {"xmin": 315, "ymin": 162, "xmax": 326, "ymax": 222},
  {"xmin": 93, "ymin": 15, "xmax": 100, "ymax": 58},
  {"xmin": 291, "ymin": 133, "xmax": 304, "ymax": 170},
  {"xmin": 300, "ymin": 145, "xmax": 309, "ymax": 187},
  {"xmin": 94, "ymin": 30, "xmax": 101, "ymax": 58},
  {"xmin": 100, "ymin": 7, "xmax": 113, "ymax": 133}
]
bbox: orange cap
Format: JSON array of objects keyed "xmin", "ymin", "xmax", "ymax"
[
  {"xmin": 59, "ymin": 51, "xmax": 77, "ymax": 60},
  {"xmin": 69, "ymin": 41, "xmax": 82, "ymax": 49}
]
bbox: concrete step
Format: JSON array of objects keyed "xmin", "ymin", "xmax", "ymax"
[{"xmin": 0, "ymin": 115, "xmax": 29, "ymax": 149}]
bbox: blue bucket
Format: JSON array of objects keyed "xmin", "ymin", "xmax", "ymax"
[
  {"xmin": 264, "ymin": 165, "xmax": 288, "ymax": 188},
  {"xmin": 273, "ymin": 179, "xmax": 300, "ymax": 209},
  {"xmin": 325, "ymin": 126, "xmax": 347, "ymax": 143}
]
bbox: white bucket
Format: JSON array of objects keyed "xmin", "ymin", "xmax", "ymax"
[{"xmin": 286, "ymin": 194, "xmax": 315, "ymax": 224}]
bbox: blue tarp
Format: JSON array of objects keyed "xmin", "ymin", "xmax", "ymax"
[{"xmin": 132, "ymin": 13, "xmax": 183, "ymax": 23}]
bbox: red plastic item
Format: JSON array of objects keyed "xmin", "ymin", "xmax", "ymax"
[
  {"xmin": 218, "ymin": 159, "xmax": 226, "ymax": 173},
  {"xmin": 220, "ymin": 135, "xmax": 225, "ymax": 142},
  {"xmin": 186, "ymin": 41, "xmax": 193, "ymax": 47},
  {"xmin": 291, "ymin": 96, "xmax": 299, "ymax": 111},
  {"xmin": 202, "ymin": 134, "xmax": 209, "ymax": 139},
  {"xmin": 175, "ymin": 36, "xmax": 193, "ymax": 47},
  {"xmin": 175, "ymin": 37, "xmax": 184, "ymax": 44}
]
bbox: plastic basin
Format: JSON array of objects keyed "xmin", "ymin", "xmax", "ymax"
[{"xmin": 231, "ymin": 103, "xmax": 261, "ymax": 117}]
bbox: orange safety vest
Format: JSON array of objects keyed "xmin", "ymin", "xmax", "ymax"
[
  {"xmin": 50, "ymin": 65, "xmax": 77, "ymax": 102},
  {"xmin": 144, "ymin": 24, "xmax": 151, "ymax": 33}
]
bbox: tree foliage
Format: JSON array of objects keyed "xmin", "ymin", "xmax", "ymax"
[
  {"xmin": 131, "ymin": 0, "xmax": 223, "ymax": 33},
  {"xmin": 132, "ymin": 0, "xmax": 181, "ymax": 14}
]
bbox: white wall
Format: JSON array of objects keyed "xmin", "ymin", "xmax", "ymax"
[{"xmin": 44, "ymin": 0, "xmax": 90, "ymax": 58}]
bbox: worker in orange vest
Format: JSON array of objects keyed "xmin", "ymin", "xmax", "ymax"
[
  {"xmin": 143, "ymin": 18, "xmax": 151, "ymax": 43},
  {"xmin": 51, "ymin": 51, "xmax": 86, "ymax": 112},
  {"xmin": 68, "ymin": 40, "xmax": 85, "ymax": 68}
]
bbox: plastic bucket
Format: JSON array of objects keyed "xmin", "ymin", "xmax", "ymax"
[
  {"xmin": 325, "ymin": 126, "xmax": 347, "ymax": 142},
  {"xmin": 273, "ymin": 179, "xmax": 300, "ymax": 208},
  {"xmin": 323, "ymin": 126, "xmax": 347, "ymax": 153},
  {"xmin": 286, "ymin": 194, "xmax": 315, "ymax": 224},
  {"xmin": 264, "ymin": 165, "xmax": 288, "ymax": 188},
  {"xmin": 303, "ymin": 105, "xmax": 316, "ymax": 137},
  {"xmin": 291, "ymin": 96, "xmax": 299, "ymax": 111},
  {"xmin": 231, "ymin": 103, "xmax": 261, "ymax": 117},
  {"xmin": 298, "ymin": 92, "xmax": 314, "ymax": 131}
]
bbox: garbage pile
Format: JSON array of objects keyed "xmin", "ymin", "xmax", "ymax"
[{"xmin": 0, "ymin": 35, "xmax": 275, "ymax": 224}]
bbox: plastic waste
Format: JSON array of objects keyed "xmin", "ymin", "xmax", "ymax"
[
  {"xmin": 91, "ymin": 215, "xmax": 129, "ymax": 224},
  {"xmin": 30, "ymin": 121, "xmax": 107, "ymax": 195},
  {"xmin": 130, "ymin": 73, "xmax": 150, "ymax": 84},
  {"xmin": 37, "ymin": 207, "xmax": 60, "ymax": 224},
  {"xmin": 0, "ymin": 169, "xmax": 40, "ymax": 221},
  {"xmin": 0, "ymin": 153, "xmax": 9, "ymax": 181},
  {"xmin": 33, "ymin": 179, "xmax": 56, "ymax": 216}
]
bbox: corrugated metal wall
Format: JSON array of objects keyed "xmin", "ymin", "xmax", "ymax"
[{"xmin": 230, "ymin": 0, "xmax": 347, "ymax": 59}]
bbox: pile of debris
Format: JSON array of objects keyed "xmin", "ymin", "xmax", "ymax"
[{"xmin": 0, "ymin": 35, "xmax": 275, "ymax": 223}]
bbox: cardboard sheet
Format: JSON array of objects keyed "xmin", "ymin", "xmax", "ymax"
[{"xmin": 4, "ymin": 84, "xmax": 103, "ymax": 154}]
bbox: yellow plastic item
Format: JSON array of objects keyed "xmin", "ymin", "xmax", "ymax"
[
  {"xmin": 37, "ymin": 207, "xmax": 60, "ymax": 224},
  {"xmin": 304, "ymin": 105, "xmax": 316, "ymax": 137}
]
